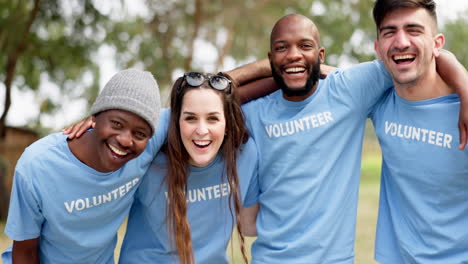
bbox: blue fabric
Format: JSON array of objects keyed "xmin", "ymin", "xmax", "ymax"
[
  {"xmin": 370, "ymin": 90, "xmax": 468, "ymax": 264},
  {"xmin": 118, "ymin": 138, "xmax": 259, "ymax": 264},
  {"xmin": 1, "ymin": 245, "xmax": 12, "ymax": 264},
  {"xmin": 242, "ymin": 60, "xmax": 392, "ymax": 264},
  {"xmin": 2, "ymin": 109, "xmax": 170, "ymax": 264}
]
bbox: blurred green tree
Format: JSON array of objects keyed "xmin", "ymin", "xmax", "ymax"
[
  {"xmin": 0, "ymin": 0, "xmax": 111, "ymax": 138},
  {"xmin": 442, "ymin": 11, "xmax": 468, "ymax": 67},
  {"xmin": 0, "ymin": 0, "xmax": 466, "ymax": 134},
  {"xmin": 106, "ymin": 0, "xmax": 382, "ymax": 92}
]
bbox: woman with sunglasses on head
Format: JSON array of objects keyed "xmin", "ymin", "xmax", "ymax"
[{"xmin": 117, "ymin": 72, "xmax": 259, "ymax": 264}]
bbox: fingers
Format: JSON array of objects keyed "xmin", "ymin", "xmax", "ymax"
[
  {"xmin": 75, "ymin": 117, "xmax": 94, "ymax": 138},
  {"xmin": 62, "ymin": 126, "xmax": 72, "ymax": 134},
  {"xmin": 61, "ymin": 116, "xmax": 95, "ymax": 139},
  {"xmin": 319, "ymin": 64, "xmax": 337, "ymax": 79},
  {"xmin": 70, "ymin": 122, "xmax": 85, "ymax": 139},
  {"xmin": 458, "ymin": 120, "xmax": 467, "ymax": 150},
  {"xmin": 65, "ymin": 122, "xmax": 83, "ymax": 140}
]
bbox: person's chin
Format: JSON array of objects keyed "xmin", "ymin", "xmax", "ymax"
[
  {"xmin": 284, "ymin": 81, "xmax": 307, "ymax": 90},
  {"xmin": 282, "ymin": 87, "xmax": 308, "ymax": 97}
]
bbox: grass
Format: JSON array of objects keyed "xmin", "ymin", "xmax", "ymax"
[{"xmin": 0, "ymin": 221, "xmax": 8, "ymax": 254}]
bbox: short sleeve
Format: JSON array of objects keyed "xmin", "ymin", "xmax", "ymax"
[
  {"xmin": 243, "ymin": 168, "xmax": 259, "ymax": 208},
  {"xmin": 146, "ymin": 108, "xmax": 170, "ymax": 157},
  {"xmin": 331, "ymin": 60, "xmax": 393, "ymax": 115},
  {"xmin": 4, "ymin": 168, "xmax": 43, "ymax": 241},
  {"xmin": 237, "ymin": 139, "xmax": 260, "ymax": 207}
]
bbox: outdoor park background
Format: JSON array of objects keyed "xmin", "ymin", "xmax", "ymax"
[{"xmin": 0, "ymin": 0, "xmax": 467, "ymax": 263}]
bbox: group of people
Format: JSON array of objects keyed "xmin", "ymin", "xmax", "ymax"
[{"xmin": 3, "ymin": 0, "xmax": 468, "ymax": 263}]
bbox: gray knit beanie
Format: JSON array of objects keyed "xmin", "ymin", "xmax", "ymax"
[{"xmin": 90, "ymin": 69, "xmax": 161, "ymax": 135}]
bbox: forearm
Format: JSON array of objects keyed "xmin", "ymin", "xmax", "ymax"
[
  {"xmin": 225, "ymin": 59, "xmax": 271, "ymax": 86},
  {"xmin": 12, "ymin": 239, "xmax": 40, "ymax": 264},
  {"xmin": 240, "ymin": 204, "xmax": 259, "ymax": 236},
  {"xmin": 237, "ymin": 77, "xmax": 279, "ymax": 104},
  {"xmin": 436, "ymin": 50, "xmax": 468, "ymax": 96},
  {"xmin": 436, "ymin": 49, "xmax": 468, "ymax": 150},
  {"xmin": 232, "ymin": 61, "xmax": 336, "ymax": 103},
  {"xmin": 320, "ymin": 63, "xmax": 338, "ymax": 78},
  {"xmin": 225, "ymin": 58, "xmax": 337, "ymax": 86}
]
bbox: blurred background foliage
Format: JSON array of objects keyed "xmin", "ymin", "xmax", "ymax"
[
  {"xmin": 0, "ymin": 0, "xmax": 467, "ymax": 136},
  {"xmin": 0, "ymin": 1, "xmax": 467, "ymax": 259}
]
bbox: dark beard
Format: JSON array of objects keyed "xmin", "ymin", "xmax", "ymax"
[{"xmin": 271, "ymin": 59, "xmax": 320, "ymax": 97}]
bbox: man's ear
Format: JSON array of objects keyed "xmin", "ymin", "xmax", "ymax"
[
  {"xmin": 319, "ymin": 47, "xmax": 325, "ymax": 64},
  {"xmin": 433, "ymin": 33, "xmax": 445, "ymax": 57},
  {"xmin": 374, "ymin": 40, "xmax": 383, "ymax": 61}
]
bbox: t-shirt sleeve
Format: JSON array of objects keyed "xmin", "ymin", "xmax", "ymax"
[
  {"xmin": 146, "ymin": 108, "xmax": 170, "ymax": 157},
  {"xmin": 331, "ymin": 60, "xmax": 393, "ymax": 115},
  {"xmin": 135, "ymin": 157, "xmax": 165, "ymax": 206},
  {"xmin": 238, "ymin": 139, "xmax": 260, "ymax": 207},
  {"xmin": 243, "ymin": 168, "xmax": 259, "ymax": 208},
  {"xmin": 4, "ymin": 167, "xmax": 43, "ymax": 241},
  {"xmin": 241, "ymin": 102, "xmax": 258, "ymax": 138},
  {"xmin": 368, "ymin": 89, "xmax": 392, "ymax": 121}
]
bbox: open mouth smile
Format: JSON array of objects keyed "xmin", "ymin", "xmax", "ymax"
[
  {"xmin": 392, "ymin": 54, "xmax": 415, "ymax": 64},
  {"xmin": 285, "ymin": 67, "xmax": 306, "ymax": 74},
  {"xmin": 107, "ymin": 143, "xmax": 129, "ymax": 158},
  {"xmin": 193, "ymin": 140, "xmax": 211, "ymax": 148}
]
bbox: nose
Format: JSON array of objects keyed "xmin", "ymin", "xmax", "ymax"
[
  {"xmin": 286, "ymin": 45, "xmax": 302, "ymax": 62},
  {"xmin": 117, "ymin": 130, "xmax": 133, "ymax": 148},
  {"xmin": 393, "ymin": 30, "xmax": 411, "ymax": 50},
  {"xmin": 195, "ymin": 121, "xmax": 209, "ymax": 135}
]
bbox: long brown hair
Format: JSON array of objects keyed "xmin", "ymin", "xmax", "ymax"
[{"xmin": 165, "ymin": 73, "xmax": 249, "ymax": 264}]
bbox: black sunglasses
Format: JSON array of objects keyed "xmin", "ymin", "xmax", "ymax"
[{"xmin": 183, "ymin": 72, "xmax": 231, "ymax": 91}]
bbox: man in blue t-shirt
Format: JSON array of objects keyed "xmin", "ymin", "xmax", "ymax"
[
  {"xmin": 2, "ymin": 69, "xmax": 168, "ymax": 264},
  {"xmin": 227, "ymin": 10, "xmax": 466, "ymax": 264},
  {"xmin": 370, "ymin": 0, "xmax": 468, "ymax": 263},
  {"xmin": 235, "ymin": 13, "xmax": 393, "ymax": 264}
]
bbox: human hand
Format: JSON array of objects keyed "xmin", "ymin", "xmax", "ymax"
[
  {"xmin": 319, "ymin": 64, "xmax": 337, "ymax": 79},
  {"xmin": 458, "ymin": 96, "xmax": 468, "ymax": 150},
  {"xmin": 62, "ymin": 116, "xmax": 95, "ymax": 139}
]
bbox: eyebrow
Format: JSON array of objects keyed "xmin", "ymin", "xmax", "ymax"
[
  {"xmin": 272, "ymin": 38, "xmax": 315, "ymax": 44},
  {"xmin": 182, "ymin": 111, "xmax": 222, "ymax": 116},
  {"xmin": 379, "ymin": 23, "xmax": 425, "ymax": 32},
  {"xmin": 110, "ymin": 115, "xmax": 150, "ymax": 133},
  {"xmin": 110, "ymin": 115, "xmax": 127, "ymax": 123}
]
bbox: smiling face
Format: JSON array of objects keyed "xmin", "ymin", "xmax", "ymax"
[
  {"xmin": 268, "ymin": 14, "xmax": 325, "ymax": 101},
  {"xmin": 91, "ymin": 109, "xmax": 152, "ymax": 172},
  {"xmin": 374, "ymin": 7, "xmax": 444, "ymax": 88},
  {"xmin": 179, "ymin": 88, "xmax": 226, "ymax": 167}
]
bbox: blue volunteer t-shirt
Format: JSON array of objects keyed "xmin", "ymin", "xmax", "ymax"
[
  {"xmin": 2, "ymin": 109, "xmax": 170, "ymax": 264},
  {"xmin": 370, "ymin": 90, "xmax": 468, "ymax": 264},
  {"xmin": 118, "ymin": 138, "xmax": 259, "ymax": 264},
  {"xmin": 242, "ymin": 60, "xmax": 392, "ymax": 264}
]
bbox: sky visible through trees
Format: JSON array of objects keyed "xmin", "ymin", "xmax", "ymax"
[{"xmin": 1, "ymin": 0, "xmax": 467, "ymax": 133}]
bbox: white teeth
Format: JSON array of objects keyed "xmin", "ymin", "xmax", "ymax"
[
  {"xmin": 108, "ymin": 144, "xmax": 128, "ymax": 156},
  {"xmin": 285, "ymin": 67, "xmax": 305, "ymax": 73},
  {"xmin": 194, "ymin": 140, "xmax": 210, "ymax": 146},
  {"xmin": 394, "ymin": 54, "xmax": 415, "ymax": 60}
]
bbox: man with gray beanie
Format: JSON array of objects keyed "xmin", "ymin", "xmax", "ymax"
[{"xmin": 2, "ymin": 69, "xmax": 168, "ymax": 264}]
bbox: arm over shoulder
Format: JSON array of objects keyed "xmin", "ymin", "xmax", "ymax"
[
  {"xmin": 146, "ymin": 108, "xmax": 171, "ymax": 155},
  {"xmin": 331, "ymin": 60, "xmax": 393, "ymax": 114}
]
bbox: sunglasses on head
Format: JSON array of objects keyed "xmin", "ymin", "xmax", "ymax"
[{"xmin": 183, "ymin": 72, "xmax": 231, "ymax": 91}]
